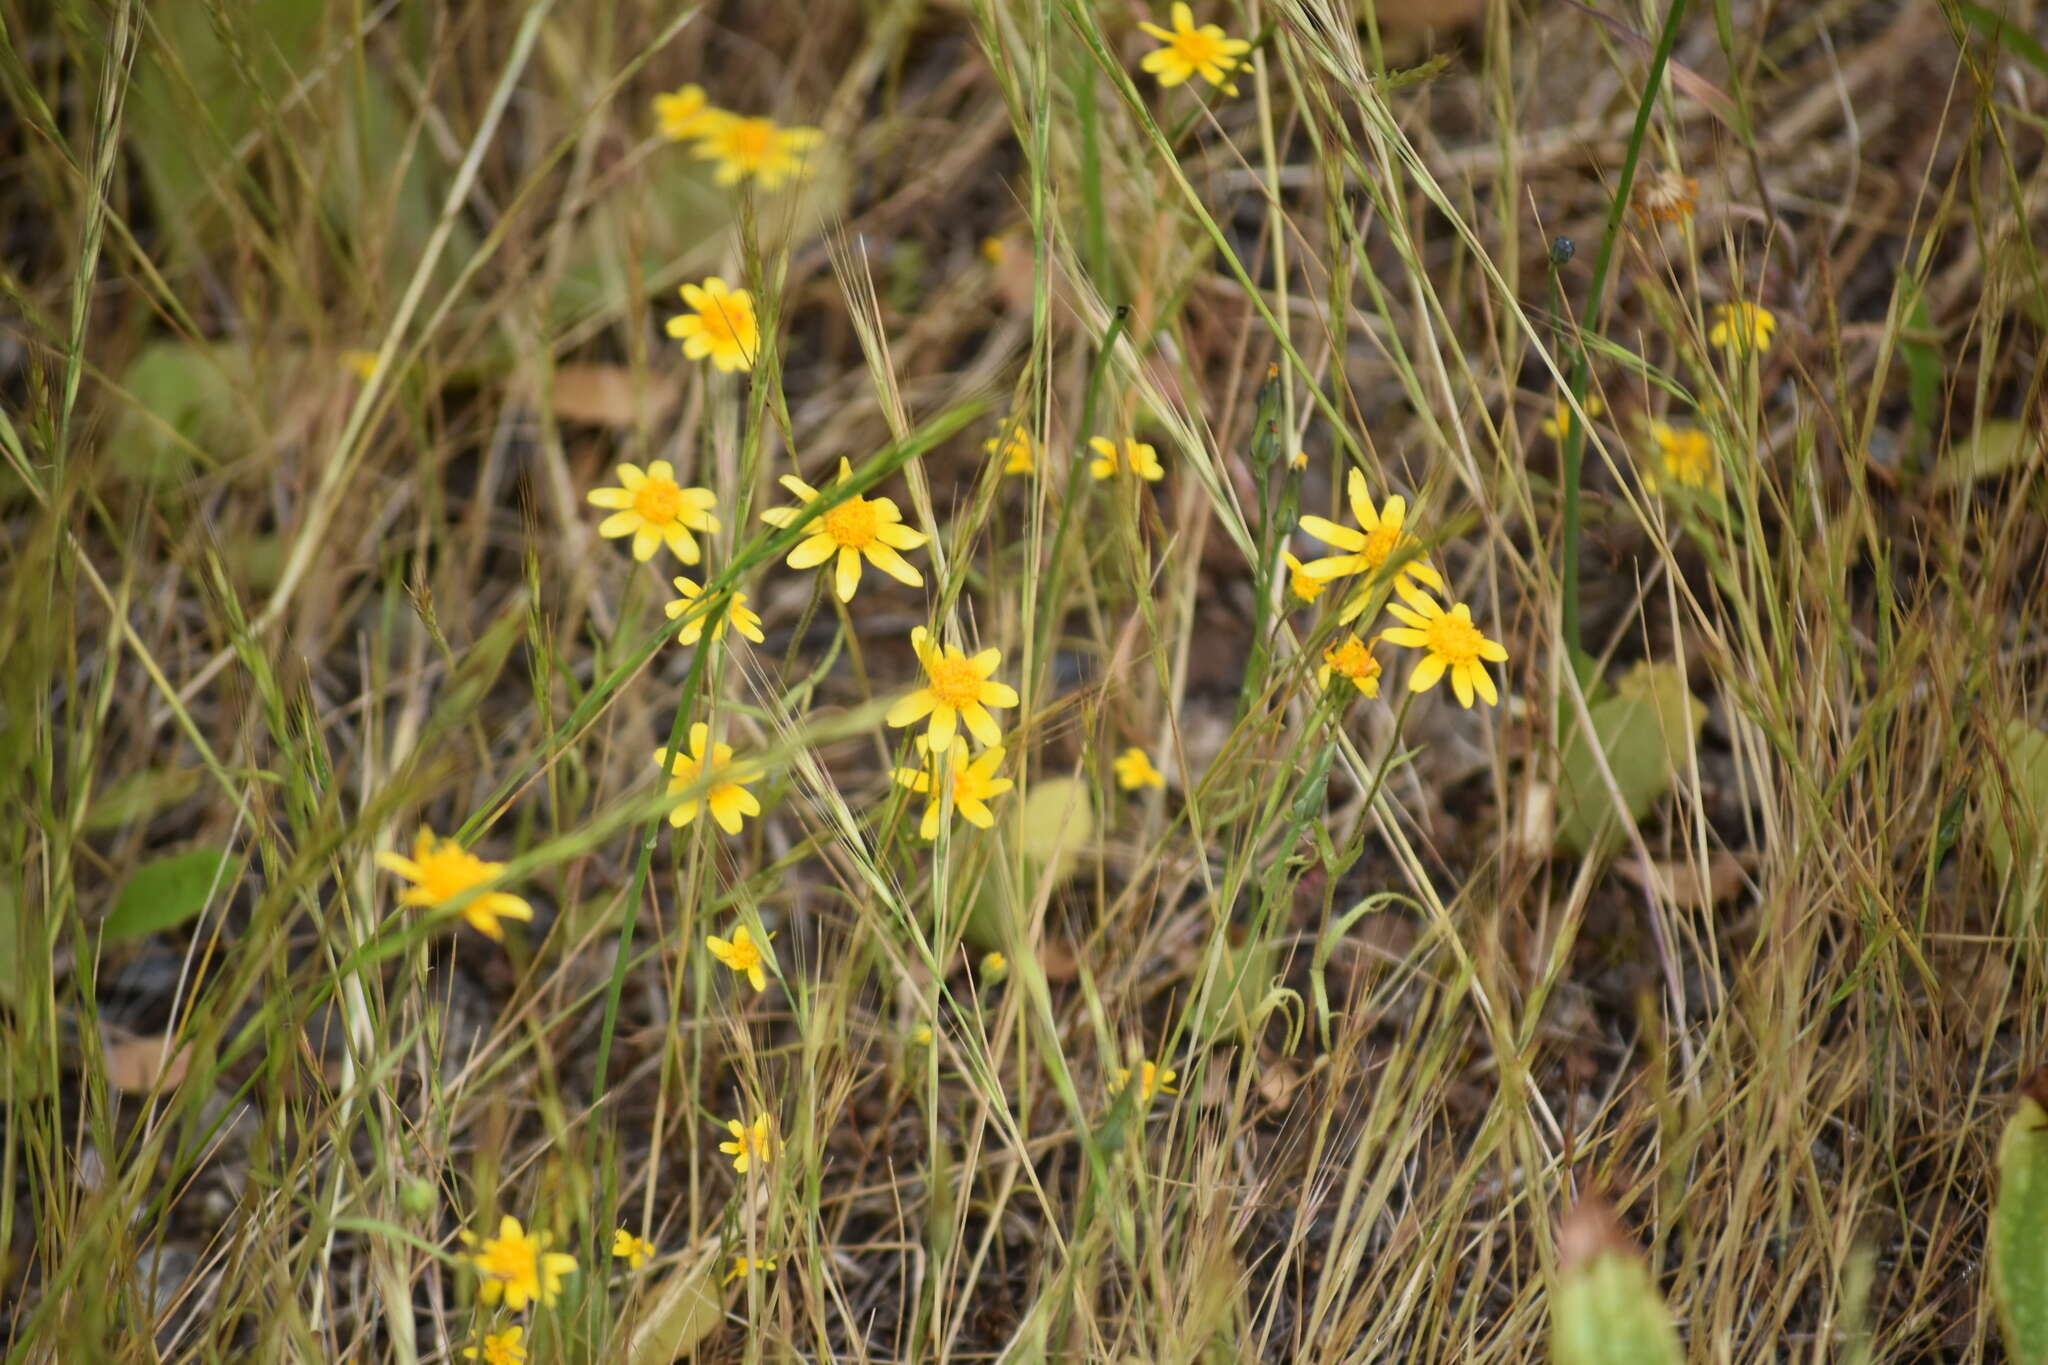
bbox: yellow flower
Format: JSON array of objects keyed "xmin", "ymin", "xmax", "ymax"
[
  {"xmin": 1138, "ymin": 3, "xmax": 1251, "ymax": 94},
  {"xmin": 759, "ymin": 457, "xmax": 929, "ymax": 602},
  {"xmin": 1112, "ymin": 747, "xmax": 1166, "ymax": 791},
  {"xmin": 611, "ymin": 1228, "xmax": 656, "ymax": 1269},
  {"xmin": 586, "ymin": 460, "xmax": 720, "ymax": 563},
  {"xmin": 1088, "ymin": 436, "xmax": 1164, "ymax": 482},
  {"xmin": 1646, "ymin": 421, "xmax": 1720, "ymax": 494},
  {"xmin": 1112, "ymin": 1060, "xmax": 1179, "ymax": 1103},
  {"xmin": 1541, "ymin": 394, "xmax": 1605, "ymax": 440},
  {"xmin": 1298, "ymin": 470, "xmax": 1445, "ymax": 611},
  {"xmin": 653, "ymin": 83, "xmax": 725, "ymax": 142},
  {"xmin": 911, "ymin": 1025, "xmax": 933, "ymax": 1047},
  {"xmin": 723, "ymin": 1254, "xmax": 778, "ymax": 1285},
  {"xmin": 1288, "ymin": 449, "xmax": 1308, "ymax": 471},
  {"xmin": 463, "ymin": 1216, "xmax": 577, "ymax": 1312},
  {"xmin": 886, "ymin": 626, "xmax": 1020, "ymax": 751},
  {"xmin": 706, "ymin": 924, "xmax": 775, "ymax": 993},
  {"xmin": 666, "ymin": 577, "xmax": 765, "ymax": 647},
  {"xmin": 376, "ymin": 829, "xmax": 533, "ymax": 942},
  {"xmin": 1281, "ymin": 551, "xmax": 1326, "ymax": 604},
  {"xmin": 1710, "ymin": 300, "xmax": 1776, "ymax": 353},
  {"xmin": 892, "ymin": 737, "xmax": 1015, "ymax": 839},
  {"xmin": 981, "ymin": 235, "xmax": 1008, "ymax": 267},
  {"xmin": 980, "ymin": 951, "xmax": 1009, "ymax": 984},
  {"xmin": 1632, "ymin": 169, "xmax": 1699, "ymax": 226},
  {"xmin": 341, "ymin": 348, "xmax": 381, "ymax": 383},
  {"xmin": 985, "ymin": 426, "xmax": 1036, "ymax": 476},
  {"xmin": 462, "ymin": 1327, "xmax": 526, "ymax": 1365},
  {"xmin": 1378, "ymin": 580, "xmax": 1509, "ymax": 709},
  {"xmin": 719, "ymin": 1113, "xmax": 777, "ymax": 1174},
  {"xmin": 690, "ymin": 116, "xmax": 822, "ymax": 189},
  {"xmin": 1317, "ymin": 635, "xmax": 1382, "ymax": 698},
  {"xmin": 654, "ymin": 723, "xmax": 761, "ymax": 835},
  {"xmin": 665, "ymin": 277, "xmax": 760, "ymax": 373}
]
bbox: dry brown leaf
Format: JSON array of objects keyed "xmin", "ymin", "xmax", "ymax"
[
  {"xmin": 550, "ymin": 365, "xmax": 679, "ymax": 428},
  {"xmin": 1619, "ymin": 852, "xmax": 1748, "ymax": 910},
  {"xmin": 102, "ymin": 1025, "xmax": 193, "ymax": 1093}
]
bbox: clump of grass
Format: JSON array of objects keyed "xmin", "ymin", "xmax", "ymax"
[{"xmin": 4, "ymin": 0, "xmax": 2047, "ymax": 1360}]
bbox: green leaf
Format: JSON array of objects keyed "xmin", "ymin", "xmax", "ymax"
[
  {"xmin": 82, "ymin": 767, "xmax": 203, "ymax": 834},
  {"xmin": 624, "ymin": 1265, "xmax": 725, "ymax": 1365},
  {"xmin": 1981, "ymin": 720, "xmax": 2048, "ymax": 923},
  {"xmin": 110, "ymin": 342, "xmax": 254, "ymax": 482},
  {"xmin": 1992, "ymin": 1073, "xmax": 2048, "ymax": 1364},
  {"xmin": 1550, "ymin": 1200, "xmax": 1683, "ymax": 1365},
  {"xmin": 1959, "ymin": 2, "xmax": 2048, "ymax": 78},
  {"xmin": 1937, "ymin": 418, "xmax": 2043, "ymax": 487},
  {"xmin": 1555, "ymin": 661, "xmax": 1705, "ymax": 857},
  {"xmin": 103, "ymin": 847, "xmax": 238, "ymax": 944},
  {"xmin": 966, "ymin": 777, "xmax": 1094, "ymax": 952}
]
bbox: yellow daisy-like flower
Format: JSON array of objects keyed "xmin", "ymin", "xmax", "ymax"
[
  {"xmin": 892, "ymin": 737, "xmax": 1015, "ymax": 839},
  {"xmin": 1298, "ymin": 470, "xmax": 1445, "ymax": 606},
  {"xmin": 1088, "ymin": 436, "xmax": 1165, "ymax": 482},
  {"xmin": 462, "ymin": 1326, "xmax": 526, "ymax": 1365},
  {"xmin": 376, "ymin": 829, "xmax": 533, "ymax": 943},
  {"xmin": 910, "ymin": 1024, "xmax": 933, "ymax": 1047},
  {"xmin": 1112, "ymin": 1060, "xmax": 1179, "ymax": 1103},
  {"xmin": 1710, "ymin": 301, "xmax": 1776, "ymax": 353},
  {"xmin": 341, "ymin": 348, "xmax": 381, "ymax": 383},
  {"xmin": 885, "ymin": 626, "xmax": 1021, "ymax": 751},
  {"xmin": 690, "ymin": 116, "xmax": 822, "ymax": 189},
  {"xmin": 985, "ymin": 426, "xmax": 1036, "ymax": 476},
  {"xmin": 586, "ymin": 460, "xmax": 720, "ymax": 564},
  {"xmin": 1378, "ymin": 580, "xmax": 1509, "ymax": 709},
  {"xmin": 1282, "ymin": 550, "xmax": 1326, "ymax": 604},
  {"xmin": 1645, "ymin": 422, "xmax": 1720, "ymax": 494},
  {"xmin": 1541, "ymin": 394, "xmax": 1606, "ymax": 440},
  {"xmin": 463, "ymin": 1216, "xmax": 578, "ymax": 1312},
  {"xmin": 759, "ymin": 457, "xmax": 929, "ymax": 602},
  {"xmin": 719, "ymin": 1113, "xmax": 777, "ymax": 1174},
  {"xmin": 1112, "ymin": 747, "xmax": 1166, "ymax": 791},
  {"xmin": 1317, "ymin": 635, "xmax": 1382, "ymax": 698},
  {"xmin": 666, "ymin": 577, "xmax": 766, "ymax": 647},
  {"xmin": 653, "ymin": 83, "xmax": 726, "ymax": 142},
  {"xmin": 723, "ymin": 1255, "xmax": 778, "ymax": 1285},
  {"xmin": 1288, "ymin": 449, "xmax": 1309, "ymax": 471},
  {"xmin": 706, "ymin": 924, "xmax": 775, "ymax": 993},
  {"xmin": 979, "ymin": 951, "xmax": 1009, "ymax": 984},
  {"xmin": 1138, "ymin": 3, "xmax": 1251, "ymax": 94},
  {"xmin": 665, "ymin": 277, "xmax": 760, "ymax": 373},
  {"xmin": 654, "ymin": 723, "xmax": 761, "ymax": 835},
  {"xmin": 611, "ymin": 1229, "xmax": 656, "ymax": 1270}
]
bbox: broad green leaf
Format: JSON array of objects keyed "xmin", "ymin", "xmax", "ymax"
[
  {"xmin": 1555, "ymin": 661, "xmax": 1705, "ymax": 857},
  {"xmin": 967, "ymin": 777, "xmax": 1094, "ymax": 951},
  {"xmin": 110, "ymin": 342, "xmax": 254, "ymax": 481},
  {"xmin": 1938, "ymin": 419, "xmax": 2042, "ymax": 487},
  {"xmin": 1982, "ymin": 720, "xmax": 2048, "ymax": 925},
  {"xmin": 82, "ymin": 767, "xmax": 202, "ymax": 834},
  {"xmin": 1551, "ymin": 1199, "xmax": 1683, "ymax": 1365},
  {"xmin": 103, "ymin": 847, "xmax": 238, "ymax": 943},
  {"xmin": 1992, "ymin": 1075, "xmax": 2048, "ymax": 1364},
  {"xmin": 624, "ymin": 1265, "xmax": 725, "ymax": 1365}
]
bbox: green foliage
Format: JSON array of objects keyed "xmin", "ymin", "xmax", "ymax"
[
  {"xmin": 1992, "ymin": 1074, "xmax": 2048, "ymax": 1364},
  {"xmin": 1555, "ymin": 661, "xmax": 1705, "ymax": 857},
  {"xmin": 110, "ymin": 341, "xmax": 256, "ymax": 481},
  {"xmin": 1936, "ymin": 419, "xmax": 2043, "ymax": 486},
  {"xmin": 1981, "ymin": 720, "xmax": 2048, "ymax": 924},
  {"xmin": 1550, "ymin": 1203, "xmax": 1683, "ymax": 1365},
  {"xmin": 623, "ymin": 1265, "xmax": 725, "ymax": 1364},
  {"xmin": 968, "ymin": 776, "xmax": 1094, "ymax": 951},
  {"xmin": 102, "ymin": 846, "xmax": 237, "ymax": 944}
]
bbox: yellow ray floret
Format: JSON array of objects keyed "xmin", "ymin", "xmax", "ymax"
[
  {"xmin": 1112, "ymin": 747, "xmax": 1166, "ymax": 791},
  {"xmin": 376, "ymin": 829, "xmax": 533, "ymax": 942},
  {"xmin": 706, "ymin": 924, "xmax": 776, "ymax": 993},
  {"xmin": 587, "ymin": 460, "xmax": 720, "ymax": 563},
  {"xmin": 1088, "ymin": 436, "xmax": 1164, "ymax": 482},
  {"xmin": 1138, "ymin": 3, "xmax": 1251, "ymax": 93},
  {"xmin": 886, "ymin": 627, "xmax": 1020, "ymax": 751},
  {"xmin": 462, "ymin": 1216, "xmax": 577, "ymax": 1311},
  {"xmin": 893, "ymin": 736, "xmax": 1015, "ymax": 839},
  {"xmin": 654, "ymin": 722, "xmax": 761, "ymax": 835},
  {"xmin": 652, "ymin": 84, "xmax": 727, "ymax": 142},
  {"xmin": 666, "ymin": 577, "xmax": 765, "ymax": 646},
  {"xmin": 719, "ymin": 1113, "xmax": 777, "ymax": 1173},
  {"xmin": 760, "ymin": 457, "xmax": 929, "ymax": 602},
  {"xmin": 1378, "ymin": 580, "xmax": 1509, "ymax": 709},
  {"xmin": 690, "ymin": 116, "xmax": 822, "ymax": 189},
  {"xmin": 665, "ymin": 276, "xmax": 760, "ymax": 373}
]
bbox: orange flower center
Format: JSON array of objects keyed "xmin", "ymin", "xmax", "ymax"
[
  {"xmin": 722, "ymin": 118, "xmax": 777, "ymax": 166},
  {"xmin": 1361, "ymin": 525, "xmax": 1404, "ymax": 569},
  {"xmin": 475, "ymin": 1233, "xmax": 539, "ymax": 1285},
  {"xmin": 821, "ymin": 496, "xmax": 880, "ymax": 548},
  {"xmin": 1171, "ymin": 27, "xmax": 1231, "ymax": 68},
  {"xmin": 1424, "ymin": 614, "xmax": 1486, "ymax": 666},
  {"xmin": 634, "ymin": 478, "xmax": 685, "ymax": 524},
  {"xmin": 927, "ymin": 656, "xmax": 984, "ymax": 707},
  {"xmin": 1665, "ymin": 437, "xmax": 1712, "ymax": 487},
  {"xmin": 414, "ymin": 844, "xmax": 494, "ymax": 904},
  {"xmin": 1324, "ymin": 639, "xmax": 1378, "ymax": 681},
  {"xmin": 723, "ymin": 935, "xmax": 763, "ymax": 971}
]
